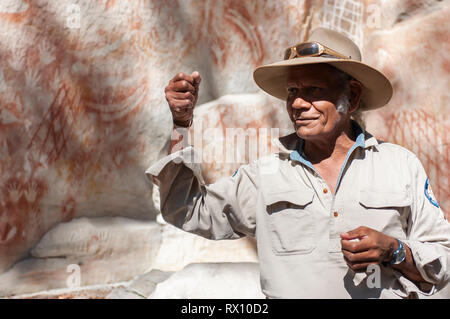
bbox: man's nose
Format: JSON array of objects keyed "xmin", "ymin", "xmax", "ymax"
[{"xmin": 291, "ymin": 96, "xmax": 312, "ymax": 109}]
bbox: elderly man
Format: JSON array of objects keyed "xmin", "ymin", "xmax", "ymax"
[{"xmin": 146, "ymin": 28, "xmax": 450, "ymax": 298}]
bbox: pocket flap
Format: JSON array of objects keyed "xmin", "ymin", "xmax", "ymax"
[
  {"xmin": 359, "ymin": 190, "xmax": 412, "ymax": 208},
  {"xmin": 263, "ymin": 189, "xmax": 314, "ymax": 207}
]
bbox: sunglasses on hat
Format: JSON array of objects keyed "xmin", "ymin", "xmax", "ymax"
[{"xmin": 284, "ymin": 42, "xmax": 351, "ymax": 60}]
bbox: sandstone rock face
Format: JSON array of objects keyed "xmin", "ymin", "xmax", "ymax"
[
  {"xmin": 362, "ymin": 1, "xmax": 450, "ymax": 216},
  {"xmin": 0, "ymin": 0, "xmax": 448, "ymax": 297},
  {"xmin": 0, "ymin": 215, "xmax": 257, "ymax": 297},
  {"xmin": 0, "ymin": 0, "xmax": 298, "ymax": 275},
  {"xmin": 0, "ymin": 217, "xmax": 162, "ymax": 296},
  {"xmin": 7, "ymin": 263, "xmax": 265, "ymax": 299}
]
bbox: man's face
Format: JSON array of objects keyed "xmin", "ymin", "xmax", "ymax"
[{"xmin": 286, "ymin": 64, "xmax": 356, "ymax": 141}]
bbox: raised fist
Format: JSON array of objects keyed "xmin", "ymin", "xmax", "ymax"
[{"xmin": 164, "ymin": 71, "xmax": 201, "ymax": 127}]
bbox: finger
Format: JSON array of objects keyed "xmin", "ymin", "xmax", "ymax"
[
  {"xmin": 169, "ymin": 100, "xmax": 194, "ymax": 117},
  {"xmin": 344, "ymin": 259, "xmax": 378, "ymax": 273},
  {"xmin": 167, "ymin": 91, "xmax": 195, "ymax": 102},
  {"xmin": 170, "ymin": 98, "xmax": 194, "ymax": 109},
  {"xmin": 341, "ymin": 238, "xmax": 375, "ymax": 253},
  {"xmin": 171, "ymin": 72, "xmax": 194, "ymax": 85},
  {"xmin": 172, "ymin": 105, "xmax": 193, "ymax": 115},
  {"xmin": 340, "ymin": 226, "xmax": 370, "ymax": 240},
  {"xmin": 172, "ymin": 109, "xmax": 194, "ymax": 121},
  {"xmin": 342, "ymin": 249, "xmax": 380, "ymax": 263},
  {"xmin": 171, "ymin": 80, "xmax": 195, "ymax": 94}
]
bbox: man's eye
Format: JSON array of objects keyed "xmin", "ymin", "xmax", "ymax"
[
  {"xmin": 287, "ymin": 87, "xmax": 298, "ymax": 94},
  {"xmin": 307, "ymin": 87, "xmax": 323, "ymax": 94}
]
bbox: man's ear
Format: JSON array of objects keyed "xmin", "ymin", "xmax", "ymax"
[{"xmin": 348, "ymin": 80, "xmax": 362, "ymax": 113}]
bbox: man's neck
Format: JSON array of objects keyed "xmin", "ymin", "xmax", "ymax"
[{"xmin": 303, "ymin": 121, "xmax": 356, "ymax": 164}]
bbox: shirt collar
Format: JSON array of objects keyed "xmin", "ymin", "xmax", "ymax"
[{"xmin": 273, "ymin": 120, "xmax": 379, "ymax": 158}]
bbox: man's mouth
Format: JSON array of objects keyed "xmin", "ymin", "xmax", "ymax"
[{"xmin": 295, "ymin": 117, "xmax": 319, "ymax": 123}]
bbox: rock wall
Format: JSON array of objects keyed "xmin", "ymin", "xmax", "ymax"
[{"xmin": 0, "ymin": 0, "xmax": 448, "ymax": 297}]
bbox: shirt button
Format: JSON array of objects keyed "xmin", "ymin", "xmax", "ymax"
[
  {"xmin": 333, "ymin": 212, "xmax": 339, "ymax": 217},
  {"xmin": 323, "ymin": 188, "xmax": 328, "ymax": 194}
]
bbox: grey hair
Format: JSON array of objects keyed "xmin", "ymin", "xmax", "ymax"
[{"xmin": 333, "ymin": 67, "xmax": 366, "ymax": 129}]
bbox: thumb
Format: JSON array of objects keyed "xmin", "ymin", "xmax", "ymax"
[
  {"xmin": 191, "ymin": 71, "xmax": 201, "ymax": 105},
  {"xmin": 340, "ymin": 227, "xmax": 368, "ymax": 240},
  {"xmin": 192, "ymin": 71, "xmax": 201, "ymax": 85}
]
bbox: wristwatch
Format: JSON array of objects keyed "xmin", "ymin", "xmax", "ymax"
[{"xmin": 389, "ymin": 239, "xmax": 406, "ymax": 265}]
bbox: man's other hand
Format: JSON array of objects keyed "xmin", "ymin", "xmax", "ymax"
[{"xmin": 340, "ymin": 226, "xmax": 398, "ymax": 273}]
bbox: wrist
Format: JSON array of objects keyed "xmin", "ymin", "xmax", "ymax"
[
  {"xmin": 173, "ymin": 118, "xmax": 192, "ymax": 128},
  {"xmin": 385, "ymin": 237, "xmax": 399, "ymax": 262}
]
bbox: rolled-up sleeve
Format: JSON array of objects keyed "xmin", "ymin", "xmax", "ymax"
[
  {"xmin": 145, "ymin": 146, "xmax": 258, "ymax": 240},
  {"xmin": 399, "ymin": 154, "xmax": 450, "ymax": 296}
]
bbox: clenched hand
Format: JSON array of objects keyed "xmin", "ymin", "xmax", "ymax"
[{"xmin": 165, "ymin": 71, "xmax": 201, "ymax": 127}]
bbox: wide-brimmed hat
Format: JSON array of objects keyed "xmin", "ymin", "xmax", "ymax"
[{"xmin": 253, "ymin": 28, "xmax": 393, "ymax": 111}]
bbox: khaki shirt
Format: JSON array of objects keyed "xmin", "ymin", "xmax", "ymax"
[{"xmin": 146, "ymin": 121, "xmax": 450, "ymax": 298}]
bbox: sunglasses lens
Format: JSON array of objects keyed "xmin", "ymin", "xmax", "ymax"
[
  {"xmin": 284, "ymin": 42, "xmax": 322, "ymax": 60},
  {"xmin": 296, "ymin": 42, "xmax": 320, "ymax": 57}
]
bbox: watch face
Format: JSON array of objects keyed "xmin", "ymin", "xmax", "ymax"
[
  {"xmin": 394, "ymin": 245, "xmax": 407, "ymax": 264},
  {"xmin": 397, "ymin": 249, "xmax": 406, "ymax": 263}
]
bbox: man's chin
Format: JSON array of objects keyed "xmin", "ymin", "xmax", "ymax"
[
  {"xmin": 295, "ymin": 126, "xmax": 316, "ymax": 138},
  {"xmin": 295, "ymin": 128, "xmax": 312, "ymax": 139}
]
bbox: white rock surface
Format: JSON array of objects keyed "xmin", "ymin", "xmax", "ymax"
[
  {"xmin": 152, "ymin": 223, "xmax": 258, "ymax": 272},
  {"xmin": 149, "ymin": 263, "xmax": 265, "ymax": 299},
  {"xmin": 7, "ymin": 262, "xmax": 265, "ymax": 299},
  {"xmin": 106, "ymin": 269, "xmax": 174, "ymax": 299},
  {"xmin": 30, "ymin": 217, "xmax": 161, "ymax": 259}
]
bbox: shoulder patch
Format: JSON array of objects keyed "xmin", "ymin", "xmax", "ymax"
[{"xmin": 424, "ymin": 178, "xmax": 439, "ymax": 208}]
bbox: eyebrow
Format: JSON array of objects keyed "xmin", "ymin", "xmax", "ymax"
[{"xmin": 286, "ymin": 79, "xmax": 328, "ymax": 87}]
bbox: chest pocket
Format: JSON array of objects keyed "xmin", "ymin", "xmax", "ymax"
[
  {"xmin": 358, "ymin": 190, "xmax": 412, "ymax": 237},
  {"xmin": 263, "ymin": 188, "xmax": 316, "ymax": 255}
]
